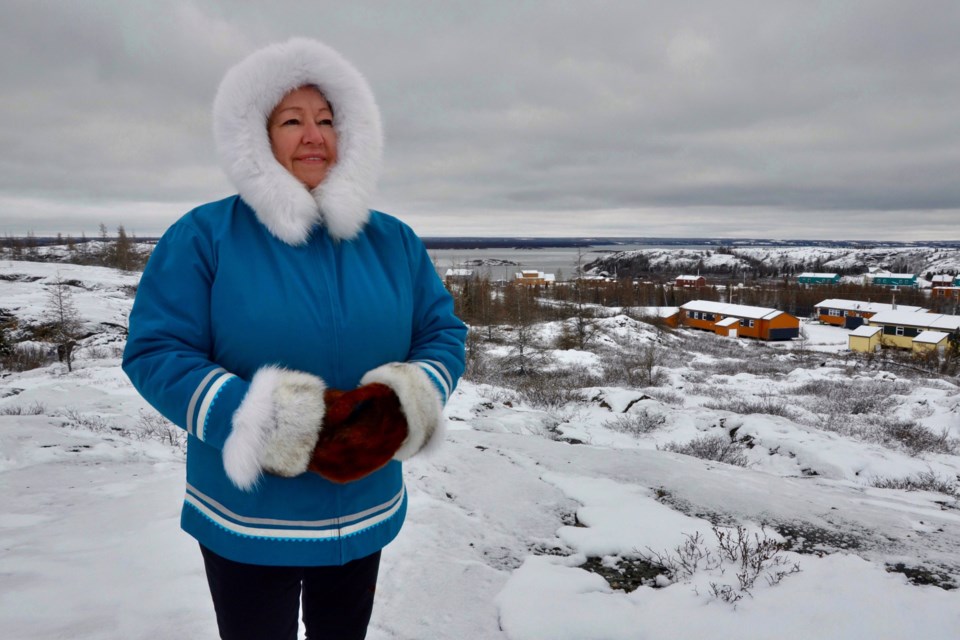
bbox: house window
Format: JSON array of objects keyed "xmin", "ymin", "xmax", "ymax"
[
  {"xmin": 895, "ymin": 326, "xmax": 904, "ymax": 336},
  {"xmin": 747, "ymin": 319, "xmax": 755, "ymax": 328},
  {"xmin": 828, "ymin": 309, "xmax": 841, "ymax": 317}
]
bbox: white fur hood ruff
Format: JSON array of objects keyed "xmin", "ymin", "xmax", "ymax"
[{"xmin": 213, "ymin": 38, "xmax": 383, "ymax": 244}]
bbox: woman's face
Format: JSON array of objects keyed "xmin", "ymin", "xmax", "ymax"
[{"xmin": 268, "ymin": 85, "xmax": 338, "ymax": 190}]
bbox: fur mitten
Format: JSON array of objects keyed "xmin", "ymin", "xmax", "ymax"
[{"xmin": 308, "ymin": 383, "xmax": 409, "ymax": 483}]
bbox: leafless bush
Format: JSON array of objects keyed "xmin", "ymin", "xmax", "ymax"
[
  {"xmin": 639, "ymin": 525, "xmax": 800, "ymax": 603},
  {"xmin": 711, "ymin": 525, "xmax": 802, "ymax": 601},
  {"xmin": 703, "ymin": 396, "xmax": 798, "ymax": 419},
  {"xmin": 600, "ymin": 343, "xmax": 668, "ymax": 388},
  {"xmin": 643, "ymin": 388, "xmax": 685, "ymax": 406},
  {"xmin": 800, "ymin": 379, "xmax": 908, "ymax": 421},
  {"xmin": 875, "ymin": 418, "xmax": 958, "ymax": 455},
  {"xmin": 136, "ymin": 410, "xmax": 186, "ymax": 452},
  {"xmin": 60, "ymin": 408, "xmax": 127, "ymax": 435},
  {"xmin": 510, "ymin": 367, "xmax": 594, "ymax": 410},
  {"xmin": 1, "ymin": 344, "xmax": 53, "ymax": 372},
  {"xmin": 59, "ymin": 408, "xmax": 187, "ymax": 453},
  {"xmin": 686, "ymin": 383, "xmax": 728, "ymax": 400},
  {"xmin": 790, "ymin": 379, "xmax": 835, "ymax": 396},
  {"xmin": 604, "ymin": 410, "xmax": 666, "ymax": 436},
  {"xmin": 871, "ymin": 471, "xmax": 958, "ymax": 497},
  {"xmin": 0, "ymin": 401, "xmax": 47, "ymax": 415},
  {"xmin": 661, "ymin": 433, "xmax": 749, "ymax": 467}
]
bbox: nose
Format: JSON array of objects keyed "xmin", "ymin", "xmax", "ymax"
[{"xmin": 302, "ymin": 120, "xmax": 325, "ymax": 145}]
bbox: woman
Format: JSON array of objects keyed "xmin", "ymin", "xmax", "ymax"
[{"xmin": 123, "ymin": 38, "xmax": 466, "ymax": 639}]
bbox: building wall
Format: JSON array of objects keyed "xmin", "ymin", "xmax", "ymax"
[
  {"xmin": 913, "ymin": 340, "xmax": 946, "ymax": 355},
  {"xmin": 849, "ymin": 334, "xmax": 880, "ymax": 353},
  {"xmin": 762, "ymin": 313, "xmax": 800, "ymax": 340},
  {"xmin": 680, "ymin": 311, "xmax": 790, "ymax": 340},
  {"xmin": 932, "ymin": 287, "xmax": 960, "ymax": 299}
]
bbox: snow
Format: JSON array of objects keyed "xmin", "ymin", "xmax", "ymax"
[{"xmin": 2, "ymin": 258, "xmax": 960, "ymax": 639}]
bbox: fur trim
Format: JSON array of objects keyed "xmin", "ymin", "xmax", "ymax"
[
  {"xmin": 360, "ymin": 363, "xmax": 444, "ymax": 460},
  {"xmin": 213, "ymin": 38, "xmax": 383, "ymax": 245},
  {"xmin": 224, "ymin": 366, "xmax": 326, "ymax": 490}
]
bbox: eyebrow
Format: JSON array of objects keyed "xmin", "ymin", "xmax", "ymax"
[{"xmin": 273, "ymin": 106, "xmax": 333, "ymax": 116}]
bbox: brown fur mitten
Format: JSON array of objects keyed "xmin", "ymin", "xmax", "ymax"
[{"xmin": 308, "ymin": 383, "xmax": 409, "ymax": 483}]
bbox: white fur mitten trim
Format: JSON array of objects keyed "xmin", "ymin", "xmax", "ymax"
[
  {"xmin": 223, "ymin": 366, "xmax": 326, "ymax": 490},
  {"xmin": 360, "ymin": 363, "xmax": 444, "ymax": 460}
]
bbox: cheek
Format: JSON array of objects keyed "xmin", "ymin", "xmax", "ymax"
[
  {"xmin": 269, "ymin": 131, "xmax": 293, "ymax": 164},
  {"xmin": 327, "ymin": 132, "xmax": 339, "ymax": 160}
]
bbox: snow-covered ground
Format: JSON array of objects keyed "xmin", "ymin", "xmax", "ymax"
[{"xmin": 2, "ymin": 259, "xmax": 960, "ymax": 639}]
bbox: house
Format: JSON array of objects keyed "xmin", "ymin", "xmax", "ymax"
[
  {"xmin": 675, "ymin": 275, "xmax": 706, "ymax": 288},
  {"xmin": 866, "ymin": 310, "xmax": 960, "ymax": 351},
  {"xmin": 444, "ymin": 268, "xmax": 474, "ymax": 285},
  {"xmin": 514, "ymin": 270, "xmax": 555, "ymax": 286},
  {"xmin": 931, "ymin": 274, "xmax": 954, "ymax": 287},
  {"xmin": 679, "ymin": 301, "xmax": 800, "ymax": 341},
  {"xmin": 630, "ymin": 306, "xmax": 680, "ymax": 328},
  {"xmin": 912, "ymin": 331, "xmax": 949, "ymax": 356},
  {"xmin": 814, "ymin": 299, "xmax": 928, "ymax": 329},
  {"xmin": 932, "ymin": 286, "xmax": 960, "ymax": 299},
  {"xmin": 797, "ymin": 272, "xmax": 840, "ymax": 286},
  {"xmin": 868, "ymin": 273, "xmax": 918, "ymax": 288},
  {"xmin": 848, "ymin": 325, "xmax": 882, "ymax": 353}
]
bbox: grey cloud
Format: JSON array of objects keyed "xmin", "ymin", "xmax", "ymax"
[{"xmin": 1, "ymin": 0, "xmax": 958, "ymax": 239}]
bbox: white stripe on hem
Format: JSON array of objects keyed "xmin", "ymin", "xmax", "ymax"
[{"xmin": 184, "ymin": 488, "xmax": 405, "ymax": 540}]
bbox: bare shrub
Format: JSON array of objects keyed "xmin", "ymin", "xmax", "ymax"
[
  {"xmin": 0, "ymin": 400, "xmax": 47, "ymax": 415},
  {"xmin": 604, "ymin": 410, "xmax": 666, "ymax": 436},
  {"xmin": 790, "ymin": 379, "xmax": 835, "ymax": 396},
  {"xmin": 686, "ymin": 383, "xmax": 727, "ymax": 400},
  {"xmin": 875, "ymin": 418, "xmax": 958, "ymax": 455},
  {"xmin": 60, "ymin": 408, "xmax": 126, "ymax": 435},
  {"xmin": 871, "ymin": 471, "xmax": 958, "ymax": 497},
  {"xmin": 511, "ymin": 367, "xmax": 595, "ymax": 410},
  {"xmin": 800, "ymin": 379, "xmax": 908, "ymax": 423},
  {"xmin": 1, "ymin": 344, "xmax": 54, "ymax": 372},
  {"xmin": 643, "ymin": 388, "xmax": 685, "ymax": 406},
  {"xmin": 136, "ymin": 410, "xmax": 186, "ymax": 452},
  {"xmin": 639, "ymin": 525, "xmax": 800, "ymax": 603},
  {"xmin": 661, "ymin": 433, "xmax": 749, "ymax": 467},
  {"xmin": 600, "ymin": 343, "xmax": 667, "ymax": 388},
  {"xmin": 59, "ymin": 408, "xmax": 187, "ymax": 453},
  {"xmin": 703, "ymin": 395, "xmax": 798, "ymax": 419}
]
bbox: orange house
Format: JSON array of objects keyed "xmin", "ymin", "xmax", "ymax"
[
  {"xmin": 814, "ymin": 299, "xmax": 928, "ymax": 328},
  {"xmin": 932, "ymin": 287, "xmax": 960, "ymax": 299},
  {"xmin": 679, "ymin": 301, "xmax": 800, "ymax": 341}
]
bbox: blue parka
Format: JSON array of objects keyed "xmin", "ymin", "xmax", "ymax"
[{"xmin": 122, "ymin": 38, "xmax": 466, "ymax": 566}]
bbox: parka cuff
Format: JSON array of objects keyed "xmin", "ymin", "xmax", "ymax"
[
  {"xmin": 360, "ymin": 362, "xmax": 446, "ymax": 460},
  {"xmin": 223, "ymin": 366, "xmax": 326, "ymax": 491}
]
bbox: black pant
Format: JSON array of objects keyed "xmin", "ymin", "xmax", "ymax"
[{"xmin": 200, "ymin": 545, "xmax": 381, "ymax": 640}]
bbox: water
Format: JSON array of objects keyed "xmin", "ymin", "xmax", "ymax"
[{"xmin": 427, "ymin": 243, "xmax": 700, "ymax": 279}]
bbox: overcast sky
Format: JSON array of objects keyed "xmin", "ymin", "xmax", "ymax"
[{"xmin": 2, "ymin": 1, "xmax": 959, "ymax": 240}]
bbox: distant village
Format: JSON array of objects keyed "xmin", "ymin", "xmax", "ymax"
[{"xmin": 445, "ymin": 266, "xmax": 960, "ymax": 357}]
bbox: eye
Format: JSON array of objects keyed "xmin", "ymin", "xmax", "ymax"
[
  {"xmin": 280, "ymin": 118, "xmax": 301, "ymax": 126},
  {"xmin": 317, "ymin": 119, "xmax": 334, "ymax": 127}
]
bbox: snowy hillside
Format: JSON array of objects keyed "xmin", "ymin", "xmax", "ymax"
[
  {"xmin": 587, "ymin": 245, "xmax": 960, "ymax": 278},
  {"xmin": 2, "ymin": 259, "xmax": 960, "ymax": 639}
]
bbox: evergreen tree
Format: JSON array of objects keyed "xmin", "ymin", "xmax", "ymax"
[{"xmin": 46, "ymin": 274, "xmax": 83, "ymax": 372}]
